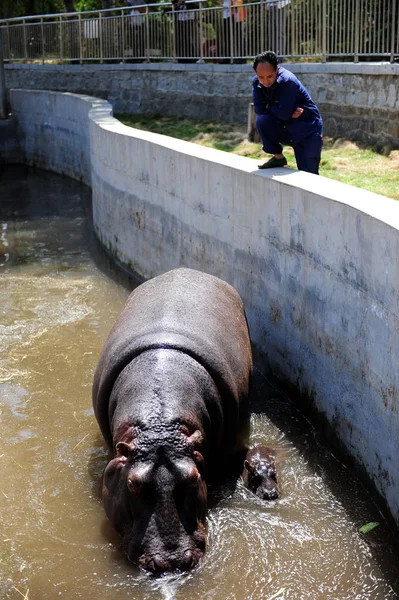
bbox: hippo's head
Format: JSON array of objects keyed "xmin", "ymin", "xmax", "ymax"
[
  {"xmin": 243, "ymin": 447, "xmax": 279, "ymax": 501},
  {"xmin": 102, "ymin": 425, "xmax": 207, "ymax": 573}
]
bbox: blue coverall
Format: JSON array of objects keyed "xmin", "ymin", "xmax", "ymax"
[{"xmin": 253, "ymin": 67, "xmax": 323, "ymax": 174}]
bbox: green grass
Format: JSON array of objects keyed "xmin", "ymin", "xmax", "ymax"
[{"xmin": 117, "ymin": 115, "xmax": 399, "ymax": 201}]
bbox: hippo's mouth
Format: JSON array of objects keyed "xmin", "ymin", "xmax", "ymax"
[
  {"xmin": 124, "ymin": 527, "xmax": 206, "ymax": 573},
  {"xmin": 257, "ymin": 487, "xmax": 279, "ymax": 501}
]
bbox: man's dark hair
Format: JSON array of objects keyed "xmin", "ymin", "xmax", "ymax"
[{"xmin": 253, "ymin": 51, "xmax": 278, "ymax": 71}]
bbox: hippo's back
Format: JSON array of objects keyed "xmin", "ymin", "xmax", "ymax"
[{"xmin": 92, "ymin": 268, "xmax": 252, "ymax": 448}]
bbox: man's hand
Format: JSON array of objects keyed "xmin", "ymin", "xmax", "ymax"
[{"xmin": 291, "ymin": 107, "xmax": 304, "ymax": 119}]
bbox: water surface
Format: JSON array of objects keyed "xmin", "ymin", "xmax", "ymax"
[{"xmin": 0, "ymin": 166, "xmax": 398, "ymax": 600}]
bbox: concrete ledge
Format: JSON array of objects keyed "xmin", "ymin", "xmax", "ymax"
[
  {"xmin": 5, "ymin": 61, "xmax": 399, "ymax": 75},
  {"xmin": 8, "ymin": 89, "xmax": 399, "ymax": 530}
]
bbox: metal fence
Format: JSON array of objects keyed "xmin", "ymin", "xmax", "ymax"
[{"xmin": 1, "ymin": 0, "xmax": 398, "ymax": 64}]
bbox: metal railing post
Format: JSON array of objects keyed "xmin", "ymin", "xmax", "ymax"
[
  {"xmin": 78, "ymin": 13, "xmax": 83, "ymax": 63},
  {"xmin": 172, "ymin": 8, "xmax": 177, "ymax": 63},
  {"xmin": 5, "ymin": 21, "xmax": 10, "ymax": 62},
  {"xmin": 354, "ymin": 0, "xmax": 360, "ymax": 62},
  {"xmin": 0, "ymin": 27, "xmax": 7, "ymax": 119},
  {"xmin": 41, "ymin": 17, "xmax": 45, "ymax": 63},
  {"xmin": 23, "ymin": 19, "xmax": 28, "ymax": 60},
  {"xmin": 145, "ymin": 9, "xmax": 150, "ymax": 62},
  {"xmin": 290, "ymin": 0, "xmax": 295, "ymax": 58},
  {"xmin": 99, "ymin": 11, "xmax": 103, "ymax": 63},
  {"xmin": 121, "ymin": 10, "xmax": 125, "ymax": 63},
  {"xmin": 390, "ymin": 0, "xmax": 397, "ymax": 63},
  {"xmin": 198, "ymin": 0, "xmax": 204, "ymax": 63},
  {"xmin": 229, "ymin": 3, "xmax": 233, "ymax": 63},
  {"xmin": 60, "ymin": 15, "xmax": 63, "ymax": 62},
  {"xmin": 322, "ymin": 0, "xmax": 327, "ymax": 62},
  {"xmin": 260, "ymin": 0, "xmax": 265, "ymax": 54}
]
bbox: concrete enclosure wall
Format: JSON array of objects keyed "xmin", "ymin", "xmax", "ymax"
[
  {"xmin": 4, "ymin": 62, "xmax": 399, "ymax": 151},
  {"xmin": 0, "ymin": 116, "xmax": 23, "ymax": 165},
  {"xmin": 5, "ymin": 89, "xmax": 399, "ymax": 530},
  {"xmin": 8, "ymin": 91, "xmax": 98, "ymax": 185}
]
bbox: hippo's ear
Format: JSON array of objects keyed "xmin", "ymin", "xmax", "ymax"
[
  {"xmin": 244, "ymin": 459, "xmax": 255, "ymax": 474},
  {"xmin": 116, "ymin": 441, "xmax": 136, "ymax": 457},
  {"xmin": 187, "ymin": 429, "xmax": 204, "ymax": 448}
]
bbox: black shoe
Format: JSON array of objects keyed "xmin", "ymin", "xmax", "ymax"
[{"xmin": 258, "ymin": 156, "xmax": 287, "ymax": 169}]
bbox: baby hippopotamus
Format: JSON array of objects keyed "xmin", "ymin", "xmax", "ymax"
[{"xmin": 242, "ymin": 445, "xmax": 279, "ymax": 501}]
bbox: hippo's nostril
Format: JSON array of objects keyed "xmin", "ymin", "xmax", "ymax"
[
  {"xmin": 153, "ymin": 556, "xmax": 172, "ymax": 572},
  {"xmin": 264, "ymin": 489, "xmax": 279, "ymax": 501},
  {"xmin": 147, "ymin": 559, "xmax": 156, "ymax": 572},
  {"xmin": 182, "ymin": 549, "xmax": 196, "ymax": 569}
]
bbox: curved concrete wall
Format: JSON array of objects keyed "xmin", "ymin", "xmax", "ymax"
[
  {"xmin": 6, "ymin": 89, "xmax": 399, "ymax": 530},
  {"xmin": 9, "ymin": 90, "xmax": 99, "ymax": 185}
]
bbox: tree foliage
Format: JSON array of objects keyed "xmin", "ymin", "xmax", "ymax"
[
  {"xmin": 0, "ymin": 1, "xmax": 65, "ymax": 19},
  {"xmin": 0, "ymin": 0, "xmax": 133, "ymax": 19}
]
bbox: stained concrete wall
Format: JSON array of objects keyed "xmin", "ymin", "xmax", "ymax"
[
  {"xmin": 6, "ymin": 89, "xmax": 399, "ymax": 530},
  {"xmin": 4, "ymin": 62, "xmax": 399, "ymax": 151},
  {"xmin": 0, "ymin": 116, "xmax": 23, "ymax": 165},
  {"xmin": 8, "ymin": 90, "xmax": 97, "ymax": 186}
]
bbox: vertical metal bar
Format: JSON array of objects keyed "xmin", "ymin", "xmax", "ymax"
[
  {"xmin": 291, "ymin": 0, "xmax": 295, "ymax": 57},
  {"xmin": 198, "ymin": 0, "xmax": 204, "ymax": 62},
  {"xmin": 340, "ymin": 0, "xmax": 343, "ymax": 54},
  {"xmin": 23, "ymin": 19, "xmax": 28, "ymax": 60},
  {"xmin": 59, "ymin": 16, "xmax": 64, "ymax": 62},
  {"xmin": 322, "ymin": 0, "xmax": 327, "ymax": 60},
  {"xmin": 0, "ymin": 27, "xmax": 7, "ymax": 119},
  {"xmin": 78, "ymin": 14, "xmax": 82, "ymax": 63},
  {"xmin": 6, "ymin": 21, "xmax": 10, "ymax": 62},
  {"xmin": 99, "ymin": 11, "xmax": 103, "ymax": 63},
  {"xmin": 41, "ymin": 17, "xmax": 45, "ymax": 63},
  {"xmin": 229, "ymin": 4, "xmax": 233, "ymax": 63},
  {"xmin": 260, "ymin": 0, "xmax": 265, "ymax": 55},
  {"xmin": 332, "ymin": 0, "xmax": 336, "ymax": 55},
  {"xmin": 172, "ymin": 7, "xmax": 177, "ymax": 62},
  {"xmin": 390, "ymin": 0, "xmax": 396, "ymax": 62},
  {"xmin": 348, "ymin": 0, "xmax": 352, "ymax": 56},
  {"xmin": 354, "ymin": 0, "xmax": 359, "ymax": 61},
  {"xmin": 358, "ymin": 0, "xmax": 364, "ymax": 56},
  {"xmin": 145, "ymin": 9, "xmax": 150, "ymax": 62},
  {"xmin": 121, "ymin": 10, "xmax": 125, "ymax": 62}
]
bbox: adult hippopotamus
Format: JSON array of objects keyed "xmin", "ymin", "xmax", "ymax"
[
  {"xmin": 242, "ymin": 445, "xmax": 279, "ymax": 501},
  {"xmin": 92, "ymin": 268, "xmax": 252, "ymax": 573}
]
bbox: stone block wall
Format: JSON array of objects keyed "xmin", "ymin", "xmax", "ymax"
[{"xmin": 4, "ymin": 62, "xmax": 399, "ymax": 150}]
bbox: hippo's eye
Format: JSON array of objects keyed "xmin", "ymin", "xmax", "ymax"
[
  {"xmin": 127, "ymin": 475, "xmax": 144, "ymax": 494},
  {"xmin": 127, "ymin": 464, "xmax": 153, "ymax": 495}
]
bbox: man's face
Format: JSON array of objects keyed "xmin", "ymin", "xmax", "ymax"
[{"xmin": 255, "ymin": 62, "xmax": 278, "ymax": 87}]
